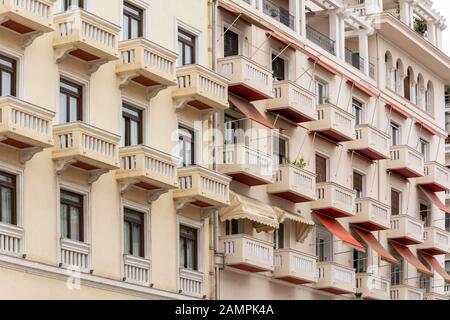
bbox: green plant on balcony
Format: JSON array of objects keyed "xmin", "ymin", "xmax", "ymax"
[
  {"xmin": 292, "ymin": 157, "xmax": 307, "ymax": 170},
  {"xmin": 413, "ymin": 18, "xmax": 427, "ymax": 36}
]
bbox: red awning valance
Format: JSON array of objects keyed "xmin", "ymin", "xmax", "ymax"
[
  {"xmin": 314, "ymin": 212, "xmax": 365, "ymax": 251},
  {"xmin": 346, "ymin": 78, "xmax": 379, "ymax": 97},
  {"xmin": 385, "ymin": 103, "xmax": 411, "ymax": 118},
  {"xmin": 353, "ymin": 227, "xmax": 398, "ymax": 264},
  {"xmin": 420, "ymin": 253, "xmax": 450, "ymax": 282},
  {"xmin": 390, "ymin": 242, "xmax": 433, "ymax": 276},
  {"xmin": 415, "ymin": 119, "xmax": 440, "ymax": 136},
  {"xmin": 419, "ymin": 186, "xmax": 450, "ymax": 214},
  {"xmin": 228, "ymin": 95, "xmax": 274, "ymax": 129}
]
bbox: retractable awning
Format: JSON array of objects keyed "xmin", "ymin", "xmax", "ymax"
[
  {"xmin": 228, "ymin": 95, "xmax": 274, "ymax": 129},
  {"xmin": 219, "ymin": 192, "xmax": 279, "ymax": 231},
  {"xmin": 390, "ymin": 242, "xmax": 433, "ymax": 276},
  {"xmin": 385, "ymin": 103, "xmax": 411, "ymax": 119},
  {"xmin": 419, "ymin": 186, "xmax": 450, "ymax": 214},
  {"xmin": 217, "ymin": 0, "xmax": 269, "ymax": 30},
  {"xmin": 353, "ymin": 227, "xmax": 399, "ymax": 264},
  {"xmin": 345, "ymin": 78, "xmax": 380, "ymax": 97},
  {"xmin": 419, "ymin": 253, "xmax": 450, "ymax": 282},
  {"xmin": 415, "ymin": 119, "xmax": 440, "ymax": 136},
  {"xmin": 314, "ymin": 212, "xmax": 365, "ymax": 252},
  {"xmin": 274, "ymin": 207, "xmax": 314, "ymax": 243}
]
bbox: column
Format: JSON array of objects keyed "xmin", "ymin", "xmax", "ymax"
[
  {"xmin": 436, "ymin": 24, "xmax": 443, "ymax": 49},
  {"xmin": 427, "ymin": 21, "xmax": 436, "ymax": 46},
  {"xmin": 329, "ymin": 10, "xmax": 344, "ymax": 59},
  {"xmin": 298, "ymin": 0, "xmax": 306, "ymax": 37},
  {"xmin": 365, "ymin": 0, "xmax": 382, "ymax": 15},
  {"xmin": 254, "ymin": 0, "xmax": 263, "ymax": 11},
  {"xmin": 290, "ymin": 0, "xmax": 300, "ymax": 34},
  {"xmin": 358, "ymin": 31, "xmax": 369, "ymax": 76},
  {"xmin": 399, "ymin": 0, "xmax": 413, "ymax": 26}
]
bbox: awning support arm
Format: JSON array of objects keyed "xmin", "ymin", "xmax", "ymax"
[
  {"xmin": 217, "ymin": 13, "xmax": 242, "ymax": 43},
  {"xmin": 250, "ymin": 34, "xmax": 272, "ymax": 59}
]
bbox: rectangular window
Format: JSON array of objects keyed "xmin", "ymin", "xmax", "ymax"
[
  {"xmin": 63, "ymin": 0, "xmax": 84, "ymax": 10},
  {"xmin": 352, "ymin": 99, "xmax": 364, "ymax": 125},
  {"xmin": 445, "ymin": 260, "xmax": 450, "ymax": 274},
  {"xmin": 419, "ymin": 274, "xmax": 431, "ymax": 293},
  {"xmin": 315, "ymin": 79, "xmax": 328, "ymax": 105},
  {"xmin": 0, "ymin": 171, "xmax": 16, "ymax": 225},
  {"xmin": 60, "ymin": 190, "xmax": 84, "ymax": 242},
  {"xmin": 315, "ymin": 154, "xmax": 328, "ymax": 183},
  {"xmin": 272, "ymin": 54, "xmax": 286, "ymax": 81},
  {"xmin": 446, "ymin": 215, "xmax": 450, "ymax": 233},
  {"xmin": 418, "ymin": 139, "xmax": 429, "ymax": 162},
  {"xmin": 273, "ymin": 135, "xmax": 288, "ymax": 165},
  {"xmin": 420, "ymin": 203, "xmax": 430, "ymax": 227},
  {"xmin": 0, "ymin": 54, "xmax": 16, "ymax": 97},
  {"xmin": 59, "ymin": 79, "xmax": 82, "ymax": 123},
  {"xmin": 178, "ymin": 29, "xmax": 196, "ymax": 66},
  {"xmin": 274, "ymin": 223, "xmax": 285, "ymax": 250},
  {"xmin": 224, "ymin": 115, "xmax": 242, "ymax": 145},
  {"xmin": 353, "ymin": 249, "xmax": 367, "ymax": 273},
  {"xmin": 178, "ymin": 126, "xmax": 195, "ymax": 167},
  {"xmin": 353, "ymin": 171, "xmax": 364, "ymax": 199},
  {"xmin": 316, "ymin": 228, "xmax": 332, "ymax": 262},
  {"xmin": 391, "ymin": 189, "xmax": 401, "ymax": 216},
  {"xmin": 121, "ymin": 104, "xmax": 143, "ymax": 147},
  {"xmin": 123, "ymin": 2, "xmax": 143, "ymax": 40},
  {"xmin": 225, "ymin": 219, "xmax": 243, "ymax": 235},
  {"xmin": 179, "ymin": 225, "xmax": 198, "ymax": 270},
  {"xmin": 390, "ymin": 122, "xmax": 400, "ymax": 146},
  {"xmin": 391, "ymin": 260, "xmax": 403, "ymax": 285},
  {"xmin": 123, "ymin": 208, "xmax": 144, "ymax": 258},
  {"xmin": 223, "ymin": 28, "xmax": 239, "ymax": 57}
]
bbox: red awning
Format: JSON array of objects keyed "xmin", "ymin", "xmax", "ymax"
[
  {"xmin": 419, "ymin": 186, "xmax": 450, "ymax": 214},
  {"xmin": 218, "ymin": 0, "xmax": 269, "ymax": 30},
  {"xmin": 314, "ymin": 212, "xmax": 365, "ymax": 251},
  {"xmin": 385, "ymin": 103, "xmax": 411, "ymax": 119},
  {"xmin": 345, "ymin": 78, "xmax": 379, "ymax": 97},
  {"xmin": 353, "ymin": 227, "xmax": 399, "ymax": 264},
  {"xmin": 390, "ymin": 242, "xmax": 433, "ymax": 275},
  {"xmin": 420, "ymin": 253, "xmax": 450, "ymax": 282},
  {"xmin": 228, "ymin": 95, "xmax": 274, "ymax": 129},
  {"xmin": 415, "ymin": 119, "xmax": 440, "ymax": 136},
  {"xmin": 307, "ymin": 57, "xmax": 340, "ymax": 76}
]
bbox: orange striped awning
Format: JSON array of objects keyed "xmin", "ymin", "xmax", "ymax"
[
  {"xmin": 419, "ymin": 186, "xmax": 450, "ymax": 215},
  {"xmin": 390, "ymin": 242, "xmax": 433, "ymax": 276},
  {"xmin": 420, "ymin": 253, "xmax": 450, "ymax": 282},
  {"xmin": 353, "ymin": 227, "xmax": 398, "ymax": 264},
  {"xmin": 228, "ymin": 95, "xmax": 274, "ymax": 129}
]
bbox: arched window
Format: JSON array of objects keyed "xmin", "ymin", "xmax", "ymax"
[
  {"xmin": 404, "ymin": 67, "xmax": 414, "ymax": 101},
  {"xmin": 425, "ymin": 81, "xmax": 434, "ymax": 114},
  {"xmin": 385, "ymin": 51, "xmax": 393, "ymax": 89},
  {"xmin": 395, "ymin": 59, "xmax": 404, "ymax": 95},
  {"xmin": 417, "ymin": 74, "xmax": 425, "ymax": 108}
]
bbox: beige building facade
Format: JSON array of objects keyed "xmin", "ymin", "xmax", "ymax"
[{"xmin": 0, "ymin": 0, "xmax": 449, "ymax": 300}]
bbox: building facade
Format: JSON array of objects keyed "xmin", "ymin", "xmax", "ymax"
[{"xmin": 0, "ymin": 0, "xmax": 449, "ymax": 300}]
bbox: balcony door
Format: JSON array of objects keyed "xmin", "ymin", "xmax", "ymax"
[
  {"xmin": 391, "ymin": 189, "xmax": 401, "ymax": 216},
  {"xmin": 419, "ymin": 203, "xmax": 430, "ymax": 227},
  {"xmin": 223, "ymin": 28, "xmax": 239, "ymax": 57},
  {"xmin": 353, "ymin": 171, "xmax": 365, "ymax": 199},
  {"xmin": 0, "ymin": 54, "xmax": 16, "ymax": 97},
  {"xmin": 315, "ymin": 154, "xmax": 328, "ymax": 183},
  {"xmin": 316, "ymin": 227, "xmax": 332, "ymax": 262},
  {"xmin": 178, "ymin": 126, "xmax": 195, "ymax": 168}
]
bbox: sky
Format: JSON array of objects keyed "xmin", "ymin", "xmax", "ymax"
[{"xmin": 433, "ymin": 0, "xmax": 450, "ymax": 56}]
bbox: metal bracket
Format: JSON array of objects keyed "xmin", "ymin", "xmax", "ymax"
[
  {"xmin": 19, "ymin": 147, "xmax": 43, "ymax": 164},
  {"xmin": 55, "ymin": 159, "xmax": 77, "ymax": 175},
  {"xmin": 87, "ymin": 169, "xmax": 109, "ymax": 184}
]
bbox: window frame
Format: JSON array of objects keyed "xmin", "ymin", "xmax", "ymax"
[
  {"xmin": 273, "ymin": 133, "xmax": 289, "ymax": 166},
  {"xmin": 222, "ymin": 24, "xmax": 242, "ymax": 58},
  {"xmin": 315, "ymin": 153, "xmax": 329, "ymax": 183},
  {"xmin": 63, "ymin": 0, "xmax": 85, "ymax": 11},
  {"xmin": 315, "ymin": 78, "xmax": 328, "ymax": 105},
  {"xmin": 418, "ymin": 138, "xmax": 429, "ymax": 162},
  {"xmin": 179, "ymin": 224, "xmax": 199, "ymax": 271},
  {"xmin": 0, "ymin": 53, "xmax": 17, "ymax": 97},
  {"xmin": 225, "ymin": 219, "xmax": 244, "ymax": 235},
  {"xmin": 178, "ymin": 125, "xmax": 196, "ymax": 167},
  {"xmin": 59, "ymin": 78, "xmax": 83, "ymax": 123},
  {"xmin": 353, "ymin": 170, "xmax": 365, "ymax": 199},
  {"xmin": 60, "ymin": 189, "xmax": 85, "ymax": 242},
  {"xmin": 271, "ymin": 50, "xmax": 288, "ymax": 82},
  {"xmin": 123, "ymin": 207, "xmax": 145, "ymax": 258},
  {"xmin": 391, "ymin": 188, "xmax": 402, "ymax": 216},
  {"xmin": 390, "ymin": 121, "xmax": 401, "ymax": 146},
  {"xmin": 0, "ymin": 171, "xmax": 17, "ymax": 226},
  {"xmin": 122, "ymin": 1, "xmax": 144, "ymax": 40},
  {"xmin": 177, "ymin": 29, "xmax": 197, "ymax": 66},
  {"xmin": 315, "ymin": 226, "xmax": 333, "ymax": 262},
  {"xmin": 121, "ymin": 103, "xmax": 143, "ymax": 147},
  {"xmin": 352, "ymin": 98, "xmax": 364, "ymax": 126}
]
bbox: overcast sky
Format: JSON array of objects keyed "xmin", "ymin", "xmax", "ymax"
[{"xmin": 433, "ymin": 0, "xmax": 450, "ymax": 56}]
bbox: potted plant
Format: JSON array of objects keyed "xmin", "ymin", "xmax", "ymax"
[{"xmin": 292, "ymin": 157, "xmax": 307, "ymax": 170}]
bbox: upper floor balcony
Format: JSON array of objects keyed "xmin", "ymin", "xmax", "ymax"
[
  {"xmin": 346, "ymin": 124, "xmax": 390, "ymax": 160},
  {"xmin": 387, "ymin": 145, "xmax": 424, "ymax": 178},
  {"xmin": 0, "ymin": 0, "xmax": 55, "ymax": 46},
  {"xmin": 306, "ymin": 25, "xmax": 335, "ymax": 56},
  {"xmin": 267, "ymin": 164, "xmax": 316, "ymax": 203},
  {"xmin": 344, "ymin": 48, "xmax": 375, "ymax": 79},
  {"xmin": 0, "ymin": 222, "xmax": 23, "ymax": 257},
  {"xmin": 315, "ymin": 261, "xmax": 356, "ymax": 295},
  {"xmin": 123, "ymin": 254, "xmax": 151, "ymax": 287},
  {"xmin": 416, "ymin": 162, "xmax": 450, "ymax": 193},
  {"xmin": 424, "ymin": 292, "xmax": 449, "ymax": 301},
  {"xmin": 172, "ymin": 64, "xmax": 229, "ymax": 111},
  {"xmin": 0, "ymin": 96, "xmax": 54, "ymax": 162},
  {"xmin": 390, "ymin": 285, "xmax": 424, "ymax": 300},
  {"xmin": 53, "ymin": 9, "xmax": 120, "ymax": 73},
  {"xmin": 416, "ymin": 226, "xmax": 450, "ymax": 256},
  {"xmin": 273, "ymin": 249, "xmax": 317, "ymax": 285},
  {"xmin": 173, "ymin": 166, "xmax": 231, "ymax": 208},
  {"xmin": 310, "ymin": 182, "xmax": 355, "ymax": 218},
  {"xmin": 116, "ymin": 38, "xmax": 178, "ymax": 94},
  {"xmin": 309, "ymin": 103, "xmax": 355, "ymax": 143},
  {"xmin": 261, "ymin": 0, "xmax": 294, "ymax": 30},
  {"xmin": 349, "ymin": 197, "xmax": 391, "ymax": 231},
  {"xmin": 116, "ymin": 145, "xmax": 178, "ymax": 193},
  {"xmin": 387, "ymin": 214, "xmax": 424, "ymax": 245},
  {"xmin": 219, "ymin": 234, "xmax": 274, "ymax": 273},
  {"xmin": 217, "ymin": 55, "xmax": 273, "ymax": 101},
  {"xmin": 356, "ymin": 274, "xmax": 390, "ymax": 300},
  {"xmin": 266, "ymin": 80, "xmax": 316, "ymax": 123}
]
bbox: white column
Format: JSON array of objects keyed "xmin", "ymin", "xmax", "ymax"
[
  {"xmin": 329, "ymin": 10, "xmax": 341, "ymax": 58},
  {"xmin": 290, "ymin": 0, "xmax": 300, "ymax": 34},
  {"xmin": 358, "ymin": 31, "xmax": 369, "ymax": 76},
  {"xmin": 254, "ymin": 0, "xmax": 263, "ymax": 11},
  {"xmin": 365, "ymin": 0, "xmax": 382, "ymax": 14},
  {"xmin": 436, "ymin": 25, "xmax": 443, "ymax": 49},
  {"xmin": 399, "ymin": 0, "xmax": 413, "ymax": 26},
  {"xmin": 427, "ymin": 21, "xmax": 437, "ymax": 46},
  {"xmin": 298, "ymin": 0, "xmax": 306, "ymax": 37},
  {"xmin": 339, "ymin": 14, "xmax": 346, "ymax": 61}
]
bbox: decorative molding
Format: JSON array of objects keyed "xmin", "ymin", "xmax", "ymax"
[
  {"xmin": 120, "ymin": 179, "xmax": 140, "ymax": 194},
  {"xmin": 87, "ymin": 59, "xmax": 109, "ymax": 75},
  {"xmin": 87, "ymin": 169, "xmax": 109, "ymax": 184},
  {"xmin": 148, "ymin": 189, "xmax": 168, "ymax": 203},
  {"xmin": 19, "ymin": 147, "xmax": 43, "ymax": 164},
  {"xmin": 146, "ymin": 85, "xmax": 168, "ymax": 101},
  {"xmin": 55, "ymin": 45, "xmax": 77, "ymax": 64},
  {"xmin": 55, "ymin": 159, "xmax": 77, "ymax": 175},
  {"xmin": 21, "ymin": 31, "xmax": 43, "ymax": 49},
  {"xmin": 175, "ymin": 198, "xmax": 194, "ymax": 211}
]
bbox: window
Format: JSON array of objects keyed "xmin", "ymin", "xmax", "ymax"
[
  {"xmin": 315, "ymin": 154, "xmax": 328, "ymax": 183},
  {"xmin": 0, "ymin": 54, "xmax": 16, "ymax": 97},
  {"xmin": 353, "ymin": 171, "xmax": 364, "ymax": 199},
  {"xmin": 273, "ymin": 135, "xmax": 288, "ymax": 165},
  {"xmin": 390, "ymin": 122, "xmax": 400, "ymax": 146},
  {"xmin": 419, "ymin": 203, "xmax": 430, "ymax": 227},
  {"xmin": 391, "ymin": 189, "xmax": 401, "ymax": 216},
  {"xmin": 418, "ymin": 139, "xmax": 429, "ymax": 162},
  {"xmin": 274, "ymin": 223, "xmax": 285, "ymax": 250},
  {"xmin": 224, "ymin": 114, "xmax": 241, "ymax": 145},
  {"xmin": 123, "ymin": 208, "xmax": 144, "ymax": 258},
  {"xmin": 316, "ymin": 227, "xmax": 332, "ymax": 262},
  {"xmin": 63, "ymin": 0, "xmax": 84, "ymax": 10},
  {"xmin": 60, "ymin": 190, "xmax": 84, "ymax": 242},
  {"xmin": 177, "ymin": 126, "xmax": 195, "ymax": 167},
  {"xmin": 446, "ymin": 215, "xmax": 450, "ymax": 233},
  {"xmin": 59, "ymin": 79, "xmax": 82, "ymax": 123},
  {"xmin": 225, "ymin": 219, "xmax": 244, "ymax": 235},
  {"xmin": 315, "ymin": 79, "xmax": 328, "ymax": 105},
  {"xmin": 223, "ymin": 28, "xmax": 239, "ymax": 57},
  {"xmin": 121, "ymin": 104, "xmax": 143, "ymax": 147},
  {"xmin": 178, "ymin": 29, "xmax": 196, "ymax": 66},
  {"xmin": 353, "ymin": 249, "xmax": 367, "ymax": 273},
  {"xmin": 0, "ymin": 171, "xmax": 16, "ymax": 225},
  {"xmin": 179, "ymin": 225, "xmax": 198, "ymax": 270},
  {"xmin": 419, "ymin": 274, "xmax": 431, "ymax": 293},
  {"xmin": 272, "ymin": 54, "xmax": 286, "ymax": 81},
  {"xmin": 352, "ymin": 99, "xmax": 364, "ymax": 125},
  {"xmin": 445, "ymin": 260, "xmax": 450, "ymax": 274},
  {"xmin": 391, "ymin": 260, "xmax": 403, "ymax": 285},
  {"xmin": 123, "ymin": 2, "xmax": 143, "ymax": 40}
]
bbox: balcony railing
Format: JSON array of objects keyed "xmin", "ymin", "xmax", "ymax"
[
  {"xmin": 309, "ymin": 103, "xmax": 355, "ymax": 142},
  {"xmin": 356, "ymin": 274, "xmax": 390, "ymax": 300},
  {"xmin": 417, "ymin": 226, "xmax": 450, "ymax": 255},
  {"xmin": 390, "ymin": 285, "xmax": 424, "ymax": 300},
  {"xmin": 123, "ymin": 254, "xmax": 151, "ymax": 286},
  {"xmin": 315, "ymin": 261, "xmax": 356, "ymax": 294},
  {"xmin": 262, "ymin": 0, "xmax": 294, "ymax": 30},
  {"xmin": 306, "ymin": 25, "xmax": 335, "ymax": 55},
  {"xmin": 60, "ymin": 238, "xmax": 90, "ymax": 272},
  {"xmin": 416, "ymin": 161, "xmax": 450, "ymax": 192},
  {"xmin": 0, "ymin": 222, "xmax": 23, "ymax": 256},
  {"xmin": 387, "ymin": 215, "xmax": 424, "ymax": 245},
  {"xmin": 347, "ymin": 124, "xmax": 390, "ymax": 160},
  {"xmin": 273, "ymin": 249, "xmax": 317, "ymax": 284},
  {"xmin": 350, "ymin": 197, "xmax": 391, "ymax": 231},
  {"xmin": 311, "ymin": 182, "xmax": 355, "ymax": 218},
  {"xmin": 178, "ymin": 268, "xmax": 204, "ymax": 298},
  {"xmin": 388, "ymin": 145, "xmax": 424, "ymax": 178}
]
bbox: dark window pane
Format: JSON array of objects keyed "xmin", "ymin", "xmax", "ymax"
[
  {"xmin": 315, "ymin": 155, "xmax": 327, "ymax": 183},
  {"xmin": 224, "ymin": 28, "xmax": 239, "ymax": 57}
]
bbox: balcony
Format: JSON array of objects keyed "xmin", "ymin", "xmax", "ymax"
[
  {"xmin": 219, "ymin": 144, "xmax": 273, "ymax": 186},
  {"xmin": 59, "ymin": 238, "xmax": 90, "ymax": 272},
  {"xmin": 0, "ymin": 0, "xmax": 54, "ymax": 46},
  {"xmin": 172, "ymin": 64, "xmax": 229, "ymax": 111},
  {"xmin": 355, "ymin": 274, "xmax": 390, "ymax": 300},
  {"xmin": 52, "ymin": 122, "xmax": 120, "ymax": 180},
  {"xmin": 387, "ymin": 215, "xmax": 424, "ymax": 245},
  {"xmin": 267, "ymin": 164, "xmax": 316, "ymax": 203},
  {"xmin": 344, "ymin": 48, "xmax": 375, "ymax": 79},
  {"xmin": 416, "ymin": 227, "xmax": 450, "ymax": 255},
  {"xmin": 123, "ymin": 254, "xmax": 151, "ymax": 287},
  {"xmin": 178, "ymin": 268, "xmax": 204, "ymax": 298},
  {"xmin": 273, "ymin": 249, "xmax": 317, "ymax": 284},
  {"xmin": 116, "ymin": 38, "xmax": 178, "ymax": 94},
  {"xmin": 387, "ymin": 145, "xmax": 424, "ymax": 178},
  {"xmin": 173, "ymin": 166, "xmax": 231, "ymax": 208},
  {"xmin": 315, "ymin": 262, "xmax": 355, "ymax": 294},
  {"xmin": 53, "ymin": 9, "xmax": 120, "ymax": 73},
  {"xmin": 0, "ymin": 222, "xmax": 23, "ymax": 256},
  {"xmin": 0, "ymin": 96, "xmax": 54, "ymax": 162},
  {"xmin": 310, "ymin": 182, "xmax": 355, "ymax": 218},
  {"xmin": 219, "ymin": 234, "xmax": 274, "ymax": 273},
  {"xmin": 217, "ymin": 55, "xmax": 273, "ymax": 101},
  {"xmin": 346, "ymin": 125, "xmax": 390, "ymax": 160},
  {"xmin": 424, "ymin": 292, "xmax": 449, "ymax": 300},
  {"xmin": 306, "ymin": 25, "xmax": 335, "ymax": 55},
  {"xmin": 116, "ymin": 145, "xmax": 178, "ymax": 192},
  {"xmin": 390, "ymin": 285, "xmax": 424, "ymax": 300},
  {"xmin": 266, "ymin": 80, "xmax": 316, "ymax": 123},
  {"xmin": 416, "ymin": 162, "xmax": 450, "ymax": 192},
  {"xmin": 262, "ymin": 0, "xmax": 294, "ymax": 30},
  {"xmin": 349, "ymin": 197, "xmax": 391, "ymax": 231},
  {"xmin": 309, "ymin": 103, "xmax": 355, "ymax": 143}
]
